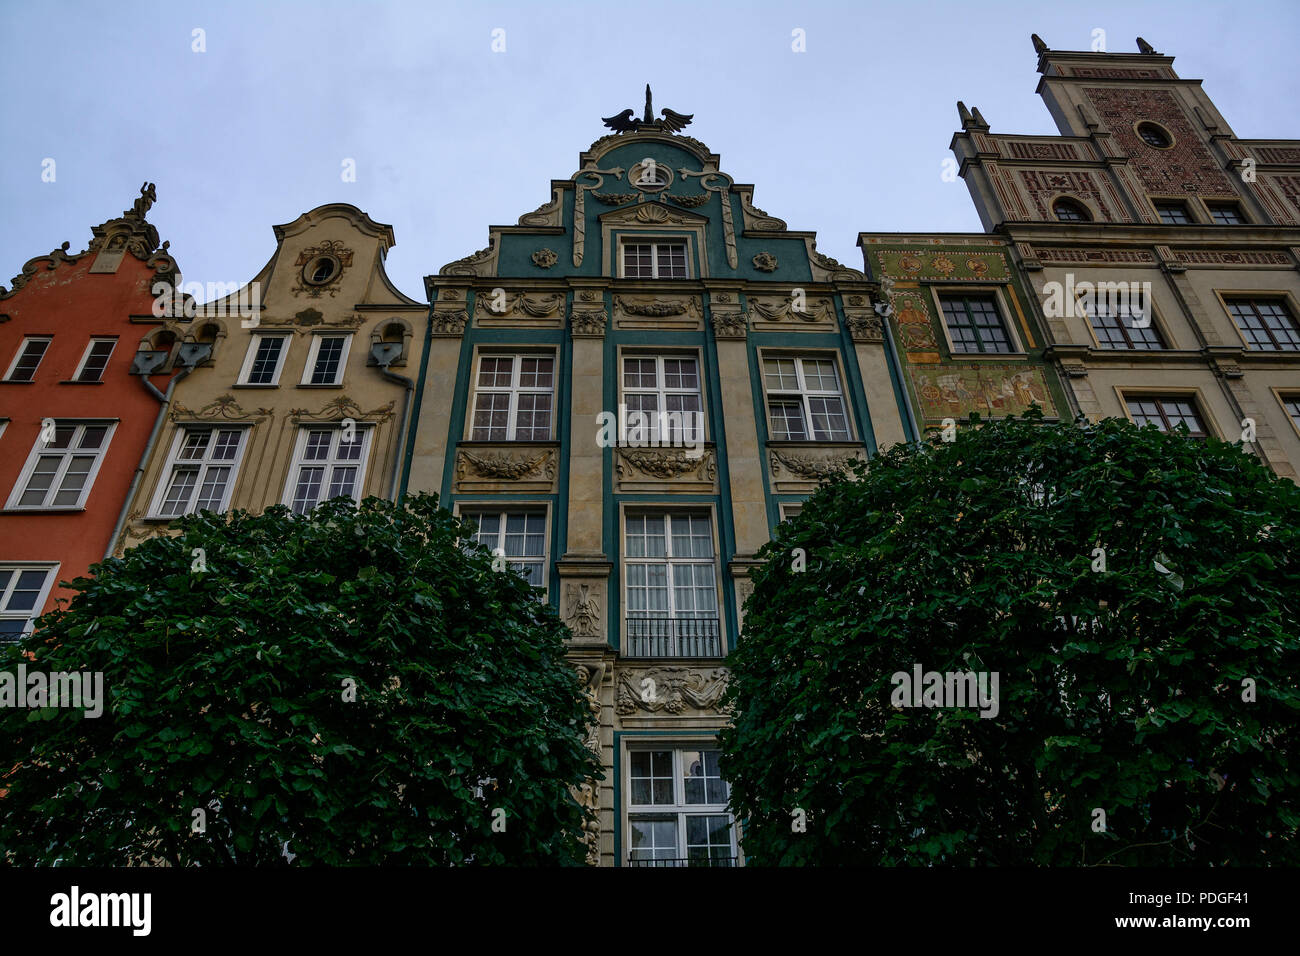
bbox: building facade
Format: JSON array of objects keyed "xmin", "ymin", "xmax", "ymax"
[
  {"xmin": 944, "ymin": 35, "xmax": 1300, "ymax": 478},
  {"xmin": 403, "ymin": 105, "xmax": 912, "ymax": 865},
  {"xmin": 114, "ymin": 203, "xmax": 425, "ymax": 554},
  {"xmin": 856, "ymin": 232, "xmax": 1071, "ymax": 435},
  {"xmin": 0, "ymin": 187, "xmax": 183, "ymax": 640}
]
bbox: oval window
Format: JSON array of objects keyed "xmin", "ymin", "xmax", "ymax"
[{"xmin": 1137, "ymin": 122, "xmax": 1172, "ymax": 149}]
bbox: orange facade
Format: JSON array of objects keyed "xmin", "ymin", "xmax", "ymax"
[{"xmin": 0, "ymin": 189, "xmax": 180, "ymax": 639}]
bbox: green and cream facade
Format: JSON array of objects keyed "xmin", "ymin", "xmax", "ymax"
[{"xmin": 402, "ymin": 126, "xmax": 914, "ymax": 866}]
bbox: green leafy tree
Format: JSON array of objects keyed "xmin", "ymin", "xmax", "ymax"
[
  {"xmin": 721, "ymin": 412, "xmax": 1300, "ymax": 865},
  {"xmin": 1, "ymin": 493, "xmax": 599, "ymax": 865}
]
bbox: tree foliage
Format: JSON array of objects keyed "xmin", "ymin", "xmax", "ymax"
[
  {"xmin": 1, "ymin": 493, "xmax": 599, "ymax": 865},
  {"xmin": 720, "ymin": 412, "xmax": 1300, "ymax": 865}
]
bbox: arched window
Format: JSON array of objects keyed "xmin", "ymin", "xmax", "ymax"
[{"xmin": 1053, "ymin": 198, "xmax": 1090, "ymax": 222}]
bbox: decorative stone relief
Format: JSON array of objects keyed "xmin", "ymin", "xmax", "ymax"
[
  {"xmin": 572, "ymin": 660, "xmax": 606, "ymax": 866},
  {"xmin": 456, "ymin": 449, "xmax": 556, "ymax": 481},
  {"xmin": 666, "ymin": 193, "xmax": 710, "ymax": 207},
  {"xmin": 170, "ymin": 394, "xmax": 272, "ymax": 424},
  {"xmin": 613, "ymin": 295, "xmax": 700, "ymax": 318},
  {"xmin": 737, "ymin": 187, "xmax": 787, "ymax": 231},
  {"xmin": 769, "ymin": 449, "xmax": 858, "ymax": 481},
  {"xmin": 845, "ymin": 310, "xmax": 883, "ymax": 343},
  {"xmin": 807, "ymin": 239, "xmax": 865, "ymax": 281},
  {"xmin": 751, "ymin": 252, "xmax": 778, "ymax": 272},
  {"xmin": 431, "ymin": 309, "xmax": 469, "ymax": 336},
  {"xmin": 531, "ymin": 248, "xmax": 558, "ymax": 269},
  {"xmin": 291, "ymin": 240, "xmax": 353, "ymax": 298},
  {"xmin": 749, "ymin": 293, "xmax": 835, "ymax": 324},
  {"xmin": 474, "ymin": 290, "xmax": 565, "ymax": 320},
  {"xmin": 616, "ymin": 447, "xmax": 716, "ymax": 482},
  {"xmin": 592, "ymin": 192, "xmax": 638, "ymax": 205},
  {"xmin": 573, "ymin": 165, "xmax": 626, "ymax": 266},
  {"xmin": 563, "ymin": 582, "xmax": 603, "ymax": 640},
  {"xmin": 291, "ymin": 396, "xmax": 395, "ymax": 425},
  {"xmin": 517, "ymin": 189, "xmax": 563, "ymax": 227},
  {"xmin": 439, "ymin": 239, "xmax": 500, "ymax": 277},
  {"xmin": 616, "ymin": 667, "xmax": 730, "ymax": 715},
  {"xmin": 679, "ymin": 168, "xmax": 738, "ymax": 268},
  {"xmin": 571, "ymin": 307, "xmax": 609, "ymax": 337},
  {"xmin": 710, "ymin": 311, "xmax": 747, "ymax": 339}
]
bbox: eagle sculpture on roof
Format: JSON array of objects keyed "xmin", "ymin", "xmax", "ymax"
[{"xmin": 602, "ymin": 85, "xmax": 694, "ymax": 133}]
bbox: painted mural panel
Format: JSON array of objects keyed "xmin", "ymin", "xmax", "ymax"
[{"xmin": 909, "ymin": 365, "xmax": 1057, "ymax": 420}]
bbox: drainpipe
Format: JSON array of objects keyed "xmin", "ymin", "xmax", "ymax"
[
  {"xmin": 371, "ymin": 342, "xmax": 413, "ymax": 502},
  {"xmin": 106, "ymin": 344, "xmax": 210, "ymax": 560},
  {"xmin": 875, "ymin": 299, "xmax": 921, "ymax": 444}
]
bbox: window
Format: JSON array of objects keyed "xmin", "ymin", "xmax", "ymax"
[
  {"xmin": 73, "ymin": 338, "xmax": 117, "ymax": 383},
  {"xmin": 1137, "ymin": 122, "xmax": 1172, "ymax": 148},
  {"xmin": 1053, "ymin": 198, "xmax": 1090, "ymax": 222},
  {"xmin": 778, "ymin": 502, "xmax": 803, "ymax": 522},
  {"xmin": 621, "ymin": 355, "xmax": 703, "ymax": 444},
  {"xmin": 1224, "ymin": 297, "xmax": 1300, "ymax": 351},
  {"xmin": 1206, "ymin": 202, "xmax": 1244, "ymax": 225},
  {"xmin": 470, "ymin": 353, "xmax": 554, "ymax": 441},
  {"xmin": 7, "ymin": 422, "xmax": 115, "ymax": 510},
  {"xmin": 303, "ymin": 255, "xmax": 340, "ymax": 286},
  {"xmin": 283, "ymin": 425, "xmax": 371, "ymax": 514},
  {"xmin": 625, "ymin": 513, "xmax": 720, "ymax": 657},
  {"xmin": 301, "ymin": 334, "xmax": 351, "ymax": 385},
  {"xmin": 151, "ymin": 427, "xmax": 249, "ymax": 517},
  {"xmin": 0, "ymin": 565, "xmax": 56, "ymax": 644},
  {"xmin": 1126, "ymin": 396, "xmax": 1209, "ymax": 438},
  {"xmin": 622, "ymin": 241, "xmax": 688, "ymax": 279},
  {"xmin": 4, "ymin": 337, "xmax": 51, "ymax": 382},
  {"xmin": 466, "ymin": 511, "xmax": 547, "ymax": 590},
  {"xmin": 627, "ymin": 747, "xmax": 736, "ymax": 867},
  {"xmin": 238, "ymin": 334, "xmax": 290, "ymax": 385},
  {"xmin": 763, "ymin": 356, "xmax": 851, "ymax": 441},
  {"xmin": 1282, "ymin": 395, "xmax": 1300, "ymax": 435},
  {"xmin": 1086, "ymin": 300, "xmax": 1165, "ymax": 350},
  {"xmin": 1154, "ymin": 201, "xmax": 1193, "ymax": 225},
  {"xmin": 939, "ymin": 293, "xmax": 1016, "ymax": 354}
]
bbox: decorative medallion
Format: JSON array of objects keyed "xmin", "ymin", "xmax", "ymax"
[
  {"xmin": 931, "ymin": 255, "xmax": 956, "ymax": 276},
  {"xmin": 966, "ymin": 257, "xmax": 989, "ymax": 276},
  {"xmin": 531, "ymin": 248, "xmax": 558, "ymax": 269},
  {"xmin": 752, "ymin": 252, "xmax": 779, "ymax": 272},
  {"xmin": 899, "ymin": 254, "xmax": 923, "ymax": 273}
]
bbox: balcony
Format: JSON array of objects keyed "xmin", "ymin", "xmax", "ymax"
[
  {"xmin": 627, "ymin": 855, "xmax": 740, "ymax": 868},
  {"xmin": 626, "ymin": 616, "xmax": 722, "ymax": 658}
]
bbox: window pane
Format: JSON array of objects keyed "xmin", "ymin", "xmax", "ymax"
[
  {"xmin": 292, "ymin": 466, "xmax": 324, "ymax": 513},
  {"xmin": 327, "ymin": 465, "xmax": 358, "ymax": 500},
  {"xmin": 194, "ymin": 466, "xmax": 231, "ymax": 511},
  {"xmin": 6, "ymin": 570, "xmax": 49, "ymax": 612},
  {"xmin": 77, "ymin": 340, "xmax": 116, "ymax": 382},
  {"xmin": 311, "ymin": 337, "xmax": 346, "ymax": 384},
  {"xmin": 8, "ymin": 339, "xmax": 50, "ymax": 382},
  {"xmin": 247, "ymin": 337, "xmax": 284, "ymax": 383},
  {"xmin": 19, "ymin": 456, "xmax": 61, "ymax": 506},
  {"xmin": 769, "ymin": 401, "xmax": 808, "ymax": 441},
  {"xmin": 160, "ymin": 466, "xmax": 199, "ymax": 516}
]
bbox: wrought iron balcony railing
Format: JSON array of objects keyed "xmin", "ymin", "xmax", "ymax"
[
  {"xmin": 626, "ymin": 616, "xmax": 722, "ymax": 658},
  {"xmin": 627, "ymin": 855, "xmax": 740, "ymax": 868}
]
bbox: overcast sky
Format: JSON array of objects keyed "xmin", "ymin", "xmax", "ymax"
[{"xmin": 3, "ymin": 0, "xmax": 1297, "ymax": 301}]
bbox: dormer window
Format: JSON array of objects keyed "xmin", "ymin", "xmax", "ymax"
[
  {"xmin": 622, "ymin": 241, "xmax": 688, "ymax": 279},
  {"xmin": 1052, "ymin": 198, "xmax": 1090, "ymax": 222}
]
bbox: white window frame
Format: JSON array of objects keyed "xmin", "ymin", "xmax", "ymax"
[
  {"xmin": 458, "ymin": 507, "xmax": 550, "ymax": 596},
  {"xmin": 762, "ymin": 354, "xmax": 853, "ymax": 442},
  {"xmin": 148, "ymin": 425, "xmax": 251, "ymax": 517},
  {"xmin": 623, "ymin": 511, "xmax": 721, "ymax": 657},
  {"xmin": 281, "ymin": 424, "xmax": 373, "ymax": 514},
  {"xmin": 238, "ymin": 333, "xmax": 291, "ymax": 386},
  {"xmin": 620, "ymin": 239, "xmax": 690, "ymax": 279},
  {"xmin": 5, "ymin": 420, "xmax": 117, "ymax": 511},
  {"xmin": 300, "ymin": 333, "xmax": 353, "ymax": 386},
  {"xmin": 0, "ymin": 563, "xmax": 59, "ymax": 643},
  {"xmin": 624, "ymin": 743, "xmax": 738, "ymax": 867},
  {"xmin": 4, "ymin": 336, "xmax": 52, "ymax": 382},
  {"xmin": 468, "ymin": 352, "xmax": 556, "ymax": 442},
  {"xmin": 73, "ymin": 337, "xmax": 118, "ymax": 382},
  {"xmin": 620, "ymin": 353, "xmax": 706, "ymax": 444}
]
